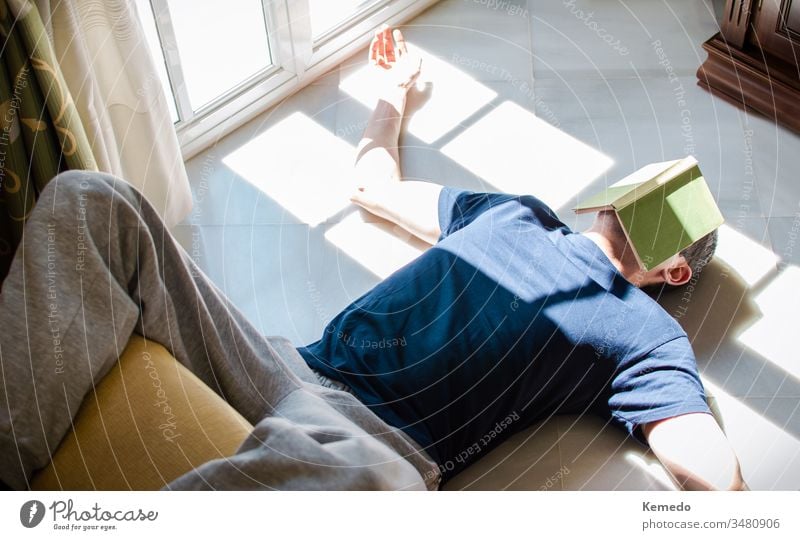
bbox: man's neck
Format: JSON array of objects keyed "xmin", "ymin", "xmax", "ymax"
[{"xmin": 581, "ymin": 211, "xmax": 645, "ymax": 285}]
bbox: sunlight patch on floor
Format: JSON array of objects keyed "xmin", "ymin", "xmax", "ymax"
[
  {"xmin": 737, "ymin": 265, "xmax": 800, "ymax": 383},
  {"xmin": 702, "ymin": 379, "xmax": 800, "ymax": 490},
  {"xmin": 222, "ymin": 112, "xmax": 355, "ymax": 226},
  {"xmin": 441, "ymin": 101, "xmax": 613, "ymax": 209},
  {"xmin": 324, "ymin": 211, "xmax": 428, "ymax": 278},
  {"xmin": 623, "ymin": 453, "xmax": 676, "ymax": 490},
  {"xmin": 714, "ymin": 224, "xmax": 779, "ymax": 287},
  {"xmin": 340, "ymin": 44, "xmax": 497, "ymax": 144}
]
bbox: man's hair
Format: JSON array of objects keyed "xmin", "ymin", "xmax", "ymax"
[{"xmin": 679, "ymin": 229, "xmax": 719, "ymax": 278}]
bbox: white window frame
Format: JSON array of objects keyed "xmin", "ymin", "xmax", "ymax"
[{"xmin": 148, "ymin": 0, "xmax": 439, "ymax": 160}]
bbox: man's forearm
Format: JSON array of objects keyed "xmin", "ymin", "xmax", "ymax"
[
  {"xmin": 351, "ymin": 180, "xmax": 443, "ymax": 245},
  {"xmin": 354, "ymin": 91, "xmax": 408, "ymax": 186},
  {"xmin": 350, "ymin": 88, "xmax": 443, "ymax": 245},
  {"xmin": 672, "ymin": 462, "xmax": 749, "ymax": 491},
  {"xmin": 643, "ymin": 413, "xmax": 749, "ymax": 491}
]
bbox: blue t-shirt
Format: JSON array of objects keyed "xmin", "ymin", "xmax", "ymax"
[{"xmin": 298, "ymin": 188, "xmax": 711, "ymax": 481}]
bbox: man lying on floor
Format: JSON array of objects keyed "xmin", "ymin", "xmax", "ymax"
[{"xmin": 0, "ymin": 27, "xmax": 746, "ymax": 491}]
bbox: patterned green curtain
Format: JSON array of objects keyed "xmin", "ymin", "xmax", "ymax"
[{"xmin": 0, "ymin": 0, "xmax": 96, "ymax": 282}]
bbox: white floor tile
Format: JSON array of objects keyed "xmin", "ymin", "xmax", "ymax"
[
  {"xmin": 444, "ymin": 418, "xmax": 564, "ymax": 490},
  {"xmin": 556, "ymin": 415, "xmax": 676, "ymax": 490},
  {"xmin": 706, "ymin": 384, "xmax": 800, "ymax": 490},
  {"xmin": 768, "ymin": 217, "xmax": 800, "ymax": 268},
  {"xmin": 406, "ymin": 0, "xmax": 532, "ymax": 83},
  {"xmin": 314, "ymin": 214, "xmax": 428, "ymax": 320},
  {"xmin": 745, "ymin": 115, "xmax": 800, "ymax": 218},
  {"xmin": 182, "ymin": 85, "xmax": 344, "ymax": 226},
  {"xmin": 529, "ymin": 0, "xmax": 721, "ymax": 78},
  {"xmin": 173, "ymin": 224, "xmax": 327, "ymax": 346},
  {"xmin": 532, "ymin": 76, "xmax": 764, "ymax": 218}
]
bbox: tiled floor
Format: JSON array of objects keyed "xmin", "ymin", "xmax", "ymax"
[{"xmin": 176, "ymin": 0, "xmax": 800, "ymax": 490}]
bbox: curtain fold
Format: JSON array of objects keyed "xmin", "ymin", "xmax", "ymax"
[
  {"xmin": 42, "ymin": 0, "xmax": 192, "ymax": 228},
  {"xmin": 0, "ymin": 0, "xmax": 192, "ymax": 282},
  {"xmin": 0, "ymin": 0, "xmax": 97, "ymax": 279}
]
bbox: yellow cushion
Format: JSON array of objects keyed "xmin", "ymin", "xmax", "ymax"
[{"xmin": 32, "ymin": 335, "xmax": 253, "ymax": 490}]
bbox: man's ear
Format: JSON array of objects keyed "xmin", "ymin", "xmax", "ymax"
[{"xmin": 662, "ymin": 259, "xmax": 692, "ymax": 286}]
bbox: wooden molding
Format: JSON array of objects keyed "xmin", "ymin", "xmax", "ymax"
[
  {"xmin": 719, "ymin": 0, "xmax": 754, "ymax": 48},
  {"xmin": 697, "ymin": 33, "xmax": 800, "ymax": 132}
]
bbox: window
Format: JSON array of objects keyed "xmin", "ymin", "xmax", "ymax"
[
  {"xmin": 134, "ymin": 0, "xmax": 438, "ymax": 158},
  {"xmin": 309, "ymin": 0, "xmax": 382, "ymax": 40}
]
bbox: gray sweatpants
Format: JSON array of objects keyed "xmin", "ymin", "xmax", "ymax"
[{"xmin": 0, "ymin": 171, "xmax": 440, "ymax": 490}]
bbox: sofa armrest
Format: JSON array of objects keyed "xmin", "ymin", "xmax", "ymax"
[{"xmin": 31, "ymin": 335, "xmax": 253, "ymax": 490}]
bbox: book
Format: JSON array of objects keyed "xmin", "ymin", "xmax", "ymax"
[{"xmin": 573, "ymin": 156, "xmax": 724, "ymax": 271}]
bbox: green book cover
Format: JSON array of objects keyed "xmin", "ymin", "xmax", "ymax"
[{"xmin": 574, "ymin": 156, "xmax": 724, "ymax": 271}]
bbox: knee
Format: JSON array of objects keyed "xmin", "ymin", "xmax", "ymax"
[{"xmin": 43, "ymin": 170, "xmax": 140, "ymax": 208}]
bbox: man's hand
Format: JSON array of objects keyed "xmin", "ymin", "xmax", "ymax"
[{"xmin": 368, "ymin": 25, "xmax": 422, "ymax": 95}]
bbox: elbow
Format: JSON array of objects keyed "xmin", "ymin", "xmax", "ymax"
[
  {"xmin": 726, "ymin": 466, "xmax": 749, "ymax": 491},
  {"xmin": 714, "ymin": 476, "xmax": 748, "ymax": 491},
  {"xmin": 676, "ymin": 461, "xmax": 748, "ymax": 491},
  {"xmin": 720, "ymin": 461, "xmax": 748, "ymax": 491}
]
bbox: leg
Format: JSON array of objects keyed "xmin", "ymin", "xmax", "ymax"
[
  {"xmin": 349, "ymin": 27, "xmax": 443, "ymax": 245},
  {"xmin": 0, "ymin": 171, "xmax": 303, "ymax": 488},
  {"xmin": 0, "ymin": 171, "xmax": 436, "ymax": 491}
]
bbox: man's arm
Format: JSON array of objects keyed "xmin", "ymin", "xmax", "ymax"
[
  {"xmin": 349, "ymin": 26, "xmax": 443, "ymax": 245},
  {"xmin": 641, "ymin": 412, "xmax": 749, "ymax": 490},
  {"xmin": 351, "ymin": 180, "xmax": 443, "ymax": 245}
]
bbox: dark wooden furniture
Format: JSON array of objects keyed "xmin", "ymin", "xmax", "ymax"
[{"xmin": 697, "ymin": 0, "xmax": 800, "ymax": 132}]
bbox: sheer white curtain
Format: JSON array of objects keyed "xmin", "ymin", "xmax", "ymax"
[{"xmin": 34, "ymin": 0, "xmax": 191, "ymax": 227}]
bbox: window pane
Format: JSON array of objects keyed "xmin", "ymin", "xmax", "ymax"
[
  {"xmin": 167, "ymin": 0, "xmax": 272, "ymax": 111},
  {"xmin": 134, "ymin": 0, "xmax": 179, "ymax": 123},
  {"xmin": 309, "ymin": 0, "xmax": 381, "ymax": 39}
]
